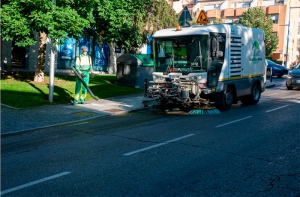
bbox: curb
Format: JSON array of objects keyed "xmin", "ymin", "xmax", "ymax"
[{"xmin": 1, "ymin": 106, "xmax": 148, "ymax": 138}]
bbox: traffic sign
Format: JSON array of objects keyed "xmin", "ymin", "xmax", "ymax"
[
  {"xmin": 197, "ymin": 10, "xmax": 209, "ymax": 24},
  {"xmin": 179, "ymin": 6, "xmax": 192, "ymax": 27}
]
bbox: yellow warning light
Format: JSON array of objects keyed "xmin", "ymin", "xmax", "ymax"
[{"xmin": 176, "ymin": 25, "xmax": 182, "ymax": 31}]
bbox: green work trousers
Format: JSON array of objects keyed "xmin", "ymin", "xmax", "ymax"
[{"xmin": 74, "ymin": 70, "xmax": 90, "ymax": 102}]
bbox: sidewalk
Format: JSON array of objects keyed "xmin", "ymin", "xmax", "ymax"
[{"xmin": 1, "ymin": 81, "xmax": 275, "ymax": 136}]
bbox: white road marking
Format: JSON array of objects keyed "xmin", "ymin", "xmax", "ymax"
[
  {"xmin": 0, "ymin": 172, "xmax": 70, "ymax": 195},
  {"xmin": 123, "ymin": 134, "xmax": 195, "ymax": 156},
  {"xmin": 215, "ymin": 116, "xmax": 253, "ymax": 128},
  {"xmin": 264, "ymin": 92, "xmax": 279, "ymax": 96},
  {"xmin": 265, "ymin": 105, "xmax": 289, "ymax": 113}
]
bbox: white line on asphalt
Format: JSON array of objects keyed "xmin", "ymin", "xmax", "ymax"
[
  {"xmin": 265, "ymin": 92, "xmax": 279, "ymax": 96},
  {"xmin": 265, "ymin": 105, "xmax": 289, "ymax": 113},
  {"xmin": 123, "ymin": 134, "xmax": 195, "ymax": 156},
  {"xmin": 0, "ymin": 172, "xmax": 70, "ymax": 195},
  {"xmin": 215, "ymin": 116, "xmax": 253, "ymax": 128}
]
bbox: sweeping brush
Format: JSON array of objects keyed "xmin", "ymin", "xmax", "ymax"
[
  {"xmin": 142, "ymin": 99, "xmax": 159, "ymax": 107},
  {"xmin": 189, "ymin": 107, "xmax": 221, "ymax": 115}
]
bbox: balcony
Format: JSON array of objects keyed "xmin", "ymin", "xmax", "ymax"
[
  {"xmin": 235, "ymin": 8, "xmax": 248, "ymax": 16},
  {"xmin": 206, "ymin": 9, "xmax": 220, "ymax": 18},
  {"xmin": 267, "ymin": 5, "xmax": 281, "ymax": 14},
  {"xmin": 222, "ymin": 8, "xmax": 235, "ymax": 17}
]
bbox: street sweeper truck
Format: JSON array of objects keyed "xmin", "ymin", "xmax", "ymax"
[{"xmin": 143, "ymin": 24, "xmax": 266, "ymax": 111}]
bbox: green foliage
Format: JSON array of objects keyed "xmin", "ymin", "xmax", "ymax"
[
  {"xmin": 210, "ymin": 18, "xmax": 223, "ymax": 24},
  {"xmin": 92, "ymin": 0, "xmax": 147, "ymax": 52},
  {"xmin": 92, "ymin": 0, "xmax": 178, "ymax": 53},
  {"xmin": 141, "ymin": 0, "xmax": 179, "ymax": 35},
  {"xmin": 238, "ymin": 7, "xmax": 278, "ymax": 56},
  {"xmin": 0, "ymin": 0, "xmax": 95, "ymax": 46},
  {"xmin": 1, "ymin": 0, "xmax": 179, "ymax": 52}
]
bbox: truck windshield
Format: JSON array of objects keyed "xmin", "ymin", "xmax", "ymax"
[{"xmin": 153, "ymin": 35, "xmax": 209, "ymax": 73}]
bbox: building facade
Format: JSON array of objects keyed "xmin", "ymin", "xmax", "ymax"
[{"xmin": 168, "ymin": 0, "xmax": 300, "ymax": 66}]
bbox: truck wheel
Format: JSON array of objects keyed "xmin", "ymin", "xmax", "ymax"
[
  {"xmin": 249, "ymin": 82, "xmax": 261, "ymax": 104},
  {"xmin": 287, "ymin": 86, "xmax": 293, "ymax": 90},
  {"xmin": 218, "ymin": 87, "xmax": 233, "ymax": 110}
]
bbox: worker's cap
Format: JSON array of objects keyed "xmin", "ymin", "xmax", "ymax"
[{"xmin": 81, "ymin": 46, "xmax": 89, "ymax": 52}]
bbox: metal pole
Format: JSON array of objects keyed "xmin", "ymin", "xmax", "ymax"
[
  {"xmin": 144, "ymin": 79, "xmax": 148, "ymax": 97},
  {"xmin": 49, "ymin": 0, "xmax": 56, "ymax": 102},
  {"xmin": 49, "ymin": 42, "xmax": 55, "ymax": 102}
]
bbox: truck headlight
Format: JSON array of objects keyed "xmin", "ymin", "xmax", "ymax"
[
  {"xmin": 153, "ymin": 75, "xmax": 164, "ymax": 82},
  {"xmin": 188, "ymin": 76, "xmax": 202, "ymax": 81}
]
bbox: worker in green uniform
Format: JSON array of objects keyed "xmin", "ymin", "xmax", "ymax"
[
  {"xmin": 74, "ymin": 46, "xmax": 94, "ymax": 104},
  {"xmin": 175, "ymin": 46, "xmax": 187, "ymax": 59}
]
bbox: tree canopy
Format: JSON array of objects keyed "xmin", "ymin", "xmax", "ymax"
[
  {"xmin": 92, "ymin": 0, "xmax": 178, "ymax": 53},
  {"xmin": 1, "ymin": 0, "xmax": 179, "ymax": 55},
  {"xmin": 1, "ymin": 0, "xmax": 96, "ymax": 46},
  {"xmin": 238, "ymin": 7, "xmax": 278, "ymax": 56}
]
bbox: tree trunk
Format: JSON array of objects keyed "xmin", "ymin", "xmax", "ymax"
[
  {"xmin": 34, "ymin": 32, "xmax": 47, "ymax": 82},
  {"xmin": 108, "ymin": 43, "xmax": 117, "ymax": 74}
]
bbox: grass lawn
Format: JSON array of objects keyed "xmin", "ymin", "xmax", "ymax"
[{"xmin": 1, "ymin": 72, "xmax": 143, "ymax": 109}]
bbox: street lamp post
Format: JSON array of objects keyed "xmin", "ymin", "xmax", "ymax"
[{"xmin": 285, "ymin": 6, "xmax": 300, "ymax": 67}]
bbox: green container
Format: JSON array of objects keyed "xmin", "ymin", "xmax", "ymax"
[{"xmin": 134, "ymin": 54, "xmax": 154, "ymax": 67}]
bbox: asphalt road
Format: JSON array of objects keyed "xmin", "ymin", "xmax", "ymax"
[{"xmin": 1, "ymin": 77, "xmax": 300, "ymax": 196}]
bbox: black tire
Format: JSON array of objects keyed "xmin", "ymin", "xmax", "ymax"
[
  {"xmin": 248, "ymin": 82, "xmax": 261, "ymax": 104},
  {"xmin": 218, "ymin": 86, "xmax": 233, "ymax": 110},
  {"xmin": 287, "ymin": 86, "xmax": 293, "ymax": 90}
]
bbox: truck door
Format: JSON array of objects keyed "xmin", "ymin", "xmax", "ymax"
[{"xmin": 207, "ymin": 33, "xmax": 225, "ymax": 87}]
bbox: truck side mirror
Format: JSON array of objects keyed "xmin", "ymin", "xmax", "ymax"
[
  {"xmin": 211, "ymin": 37, "xmax": 219, "ymax": 57},
  {"xmin": 211, "ymin": 37, "xmax": 218, "ymax": 51}
]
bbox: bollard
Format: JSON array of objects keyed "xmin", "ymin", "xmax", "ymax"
[
  {"xmin": 270, "ymin": 67, "xmax": 272, "ymax": 82},
  {"xmin": 144, "ymin": 79, "xmax": 148, "ymax": 96}
]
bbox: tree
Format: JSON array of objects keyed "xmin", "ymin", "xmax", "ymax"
[
  {"xmin": 141, "ymin": 0, "xmax": 179, "ymax": 35},
  {"xmin": 91, "ymin": 0, "xmax": 148, "ymax": 73},
  {"xmin": 0, "ymin": 0, "xmax": 96, "ymax": 82},
  {"xmin": 210, "ymin": 18, "xmax": 223, "ymax": 24},
  {"xmin": 92, "ymin": 0, "xmax": 179, "ymax": 74},
  {"xmin": 238, "ymin": 7, "xmax": 278, "ymax": 56}
]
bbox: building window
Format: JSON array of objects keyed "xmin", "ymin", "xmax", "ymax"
[
  {"xmin": 276, "ymin": 0, "xmax": 284, "ymax": 5},
  {"xmin": 270, "ymin": 14, "xmax": 278, "ymax": 24},
  {"xmin": 262, "ymin": 0, "xmax": 276, "ymax": 6},
  {"xmin": 237, "ymin": 2, "xmax": 250, "ymax": 8},
  {"xmin": 225, "ymin": 18, "xmax": 234, "ymax": 23},
  {"xmin": 204, "ymin": 5, "xmax": 215, "ymax": 10}
]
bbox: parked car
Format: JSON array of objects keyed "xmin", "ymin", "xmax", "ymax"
[
  {"xmin": 266, "ymin": 59, "xmax": 288, "ymax": 77},
  {"xmin": 286, "ymin": 62, "xmax": 300, "ymax": 90}
]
